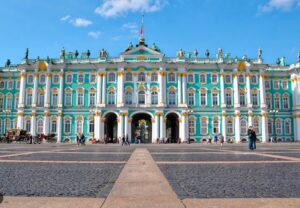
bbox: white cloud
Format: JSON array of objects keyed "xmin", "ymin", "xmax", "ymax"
[
  {"xmin": 112, "ymin": 35, "xmax": 122, "ymax": 41},
  {"xmin": 88, "ymin": 31, "xmax": 102, "ymax": 39},
  {"xmin": 95, "ymin": 0, "xmax": 167, "ymax": 17},
  {"xmin": 259, "ymin": 0, "xmax": 300, "ymax": 13},
  {"xmin": 60, "ymin": 15, "xmax": 71, "ymax": 21},
  {"xmin": 122, "ymin": 22, "xmax": 138, "ymax": 29},
  {"xmin": 70, "ymin": 18, "xmax": 93, "ymax": 27}
]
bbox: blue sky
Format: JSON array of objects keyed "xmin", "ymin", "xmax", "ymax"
[{"xmin": 1, "ymin": 0, "xmax": 300, "ymax": 65}]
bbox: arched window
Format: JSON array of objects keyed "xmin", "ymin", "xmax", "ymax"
[
  {"xmin": 138, "ymin": 91, "xmax": 146, "ymax": 104},
  {"xmin": 200, "ymin": 89, "xmax": 207, "ymax": 106},
  {"xmin": 268, "ymin": 119, "xmax": 273, "ymax": 135},
  {"xmin": 125, "ymin": 72, "xmax": 132, "ymax": 81},
  {"xmin": 89, "ymin": 91, "xmax": 96, "ymax": 106},
  {"xmin": 285, "ymin": 119, "xmax": 291, "ymax": 135},
  {"xmin": 225, "ymin": 89, "xmax": 232, "ymax": 106},
  {"xmin": 65, "ymin": 91, "xmax": 72, "ymax": 106},
  {"xmin": 64, "ymin": 120, "xmax": 71, "ymax": 133},
  {"xmin": 151, "ymin": 91, "xmax": 158, "ymax": 105},
  {"xmin": 201, "ymin": 118, "xmax": 208, "ymax": 135},
  {"xmin": 275, "ymin": 119, "xmax": 282, "ymax": 135},
  {"xmin": 227, "ymin": 118, "xmax": 234, "ymax": 134},
  {"xmin": 108, "ymin": 91, "xmax": 115, "ymax": 105},
  {"xmin": 188, "ymin": 91, "xmax": 195, "ymax": 106},
  {"xmin": 238, "ymin": 74, "xmax": 244, "ymax": 83},
  {"xmin": 151, "ymin": 73, "xmax": 158, "ymax": 82},
  {"xmin": 78, "ymin": 74, "xmax": 84, "ymax": 83},
  {"xmin": 66, "ymin": 74, "xmax": 72, "ymax": 83},
  {"xmin": 76, "ymin": 119, "xmax": 83, "ymax": 134},
  {"xmin": 108, "ymin": 73, "xmax": 116, "ymax": 82},
  {"xmin": 251, "ymin": 90, "xmax": 258, "ymax": 106},
  {"xmin": 51, "ymin": 120, "xmax": 57, "ymax": 133},
  {"xmin": 89, "ymin": 120, "xmax": 94, "ymax": 133},
  {"xmin": 168, "ymin": 72, "xmax": 175, "ymax": 82},
  {"xmin": 241, "ymin": 119, "xmax": 247, "ymax": 135},
  {"xmin": 138, "ymin": 72, "xmax": 145, "ymax": 82},
  {"xmin": 38, "ymin": 92, "xmax": 44, "ymax": 107},
  {"xmin": 274, "ymin": 94, "xmax": 280, "ymax": 109},
  {"xmin": 25, "ymin": 120, "xmax": 31, "ymax": 132},
  {"xmin": 200, "ymin": 74, "xmax": 206, "ymax": 83},
  {"xmin": 168, "ymin": 91, "xmax": 176, "ymax": 105},
  {"xmin": 254, "ymin": 117, "xmax": 260, "ymax": 134},
  {"xmin": 77, "ymin": 90, "xmax": 84, "ymax": 106},
  {"xmin": 125, "ymin": 91, "xmax": 132, "ymax": 105},
  {"xmin": 189, "ymin": 118, "xmax": 195, "ymax": 135},
  {"xmin": 37, "ymin": 119, "xmax": 43, "ymax": 134},
  {"xmin": 212, "ymin": 92, "xmax": 219, "ymax": 106},
  {"xmin": 6, "ymin": 95, "xmax": 13, "ymax": 109},
  {"xmin": 283, "ymin": 94, "xmax": 289, "ymax": 109},
  {"xmin": 26, "ymin": 91, "xmax": 32, "ymax": 106},
  {"xmin": 239, "ymin": 91, "xmax": 246, "ymax": 106},
  {"xmin": 213, "ymin": 118, "xmax": 219, "ymax": 134}
]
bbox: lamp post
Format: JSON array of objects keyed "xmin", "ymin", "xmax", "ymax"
[
  {"xmin": 187, "ymin": 108, "xmax": 193, "ymax": 144},
  {"xmin": 89, "ymin": 109, "xmax": 96, "ymax": 139},
  {"xmin": 269, "ymin": 109, "xmax": 279, "ymax": 142},
  {"xmin": 3, "ymin": 109, "xmax": 11, "ymax": 135}
]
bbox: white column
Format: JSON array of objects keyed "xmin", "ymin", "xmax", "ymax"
[
  {"xmin": 44, "ymin": 73, "xmax": 51, "ymax": 108},
  {"xmin": 124, "ymin": 113, "xmax": 128, "ymax": 137},
  {"xmin": 30, "ymin": 113, "xmax": 36, "ymax": 136},
  {"xmin": 152, "ymin": 114, "xmax": 158, "ymax": 143},
  {"xmin": 259, "ymin": 73, "xmax": 266, "ymax": 108},
  {"xmin": 133, "ymin": 74, "xmax": 138, "ymax": 104},
  {"xmin": 117, "ymin": 70, "xmax": 124, "ymax": 106},
  {"xmin": 96, "ymin": 72, "xmax": 102, "ymax": 106},
  {"xmin": 43, "ymin": 112, "xmax": 50, "ymax": 135},
  {"xmin": 17, "ymin": 112, "xmax": 24, "ymax": 129},
  {"xmin": 58, "ymin": 71, "xmax": 64, "ymax": 108},
  {"xmin": 127, "ymin": 118, "xmax": 132, "ymax": 142},
  {"xmin": 117, "ymin": 114, "xmax": 124, "ymax": 138},
  {"xmin": 57, "ymin": 112, "xmax": 62, "ymax": 143},
  {"xmin": 182, "ymin": 74, "xmax": 187, "ymax": 105},
  {"xmin": 100, "ymin": 117, "xmax": 104, "ymax": 140},
  {"xmin": 94, "ymin": 113, "xmax": 100, "ymax": 140},
  {"xmin": 222, "ymin": 112, "xmax": 227, "ymax": 141},
  {"xmin": 32, "ymin": 73, "xmax": 38, "ymax": 107},
  {"xmin": 233, "ymin": 72, "xmax": 240, "ymax": 108},
  {"xmin": 296, "ymin": 117, "xmax": 300, "ymax": 142},
  {"xmin": 178, "ymin": 73, "xmax": 182, "ymax": 104},
  {"xmin": 158, "ymin": 69, "xmax": 165, "ymax": 106},
  {"xmin": 101, "ymin": 73, "xmax": 106, "ymax": 105},
  {"xmin": 246, "ymin": 72, "xmax": 252, "ymax": 107},
  {"xmin": 160, "ymin": 114, "xmax": 166, "ymax": 139},
  {"xmin": 18, "ymin": 73, "xmax": 26, "ymax": 108},
  {"xmin": 220, "ymin": 71, "xmax": 225, "ymax": 107},
  {"xmin": 179, "ymin": 113, "xmax": 188, "ymax": 142},
  {"xmin": 261, "ymin": 112, "xmax": 268, "ymax": 143},
  {"xmin": 234, "ymin": 112, "xmax": 241, "ymax": 143},
  {"xmin": 248, "ymin": 112, "xmax": 253, "ymax": 127}
]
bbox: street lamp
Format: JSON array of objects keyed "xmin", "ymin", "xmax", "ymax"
[
  {"xmin": 187, "ymin": 108, "xmax": 193, "ymax": 144},
  {"xmin": 89, "ymin": 109, "xmax": 96, "ymax": 139},
  {"xmin": 269, "ymin": 109, "xmax": 279, "ymax": 142},
  {"xmin": 3, "ymin": 109, "xmax": 11, "ymax": 135}
]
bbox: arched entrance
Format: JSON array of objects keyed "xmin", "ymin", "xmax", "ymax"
[
  {"xmin": 166, "ymin": 113, "xmax": 179, "ymax": 143},
  {"xmin": 104, "ymin": 113, "xmax": 118, "ymax": 143},
  {"xmin": 131, "ymin": 113, "xmax": 152, "ymax": 143}
]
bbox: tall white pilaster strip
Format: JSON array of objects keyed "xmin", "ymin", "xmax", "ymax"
[
  {"xmin": 117, "ymin": 70, "xmax": 124, "ymax": 105},
  {"xmin": 44, "ymin": 73, "xmax": 51, "ymax": 108},
  {"xmin": 182, "ymin": 73, "xmax": 187, "ymax": 105},
  {"xmin": 94, "ymin": 113, "xmax": 100, "ymax": 140},
  {"xmin": 133, "ymin": 75, "xmax": 137, "ymax": 104},
  {"xmin": 58, "ymin": 70, "xmax": 64, "ymax": 108},
  {"xmin": 96, "ymin": 72, "xmax": 102, "ymax": 106},
  {"xmin": 246, "ymin": 72, "xmax": 252, "ymax": 107},
  {"xmin": 100, "ymin": 117, "xmax": 104, "ymax": 140},
  {"xmin": 248, "ymin": 112, "xmax": 253, "ymax": 127},
  {"xmin": 127, "ymin": 118, "xmax": 132, "ymax": 142},
  {"xmin": 178, "ymin": 73, "xmax": 182, "ymax": 104},
  {"xmin": 234, "ymin": 112, "xmax": 241, "ymax": 143},
  {"xmin": 101, "ymin": 73, "xmax": 106, "ymax": 105},
  {"xmin": 124, "ymin": 113, "xmax": 128, "ymax": 137},
  {"xmin": 261, "ymin": 112, "xmax": 268, "ymax": 143},
  {"xmin": 30, "ymin": 114, "xmax": 36, "ymax": 136},
  {"xmin": 160, "ymin": 114, "xmax": 166, "ymax": 139},
  {"xmin": 221, "ymin": 112, "xmax": 227, "ymax": 141},
  {"xmin": 18, "ymin": 72, "xmax": 26, "ymax": 107},
  {"xmin": 158, "ymin": 68, "xmax": 165, "ymax": 106},
  {"xmin": 32, "ymin": 72, "xmax": 38, "ymax": 107},
  {"xmin": 152, "ymin": 114, "xmax": 158, "ymax": 143},
  {"xmin": 179, "ymin": 113, "xmax": 187, "ymax": 142},
  {"xmin": 297, "ymin": 117, "xmax": 300, "ymax": 142},
  {"xmin": 43, "ymin": 112, "xmax": 50, "ymax": 135},
  {"xmin": 220, "ymin": 70, "xmax": 225, "ymax": 107},
  {"xmin": 117, "ymin": 114, "xmax": 124, "ymax": 138},
  {"xmin": 233, "ymin": 72, "xmax": 240, "ymax": 108},
  {"xmin": 57, "ymin": 112, "xmax": 62, "ymax": 143}
]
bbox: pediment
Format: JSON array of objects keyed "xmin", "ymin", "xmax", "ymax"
[{"xmin": 121, "ymin": 45, "xmax": 164, "ymax": 61}]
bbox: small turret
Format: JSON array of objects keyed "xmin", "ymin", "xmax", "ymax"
[
  {"xmin": 5, "ymin": 59, "xmax": 11, "ymax": 67},
  {"xmin": 205, "ymin": 49, "xmax": 210, "ymax": 58},
  {"xmin": 60, "ymin": 47, "xmax": 65, "ymax": 59}
]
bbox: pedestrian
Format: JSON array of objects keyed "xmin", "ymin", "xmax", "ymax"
[
  {"xmin": 80, "ymin": 133, "xmax": 85, "ymax": 145},
  {"xmin": 247, "ymin": 126, "xmax": 255, "ymax": 150},
  {"xmin": 125, "ymin": 134, "xmax": 130, "ymax": 146},
  {"xmin": 214, "ymin": 134, "xmax": 218, "ymax": 144},
  {"xmin": 122, "ymin": 135, "xmax": 125, "ymax": 146},
  {"xmin": 252, "ymin": 129, "xmax": 257, "ymax": 150},
  {"xmin": 208, "ymin": 135, "xmax": 212, "ymax": 144},
  {"xmin": 219, "ymin": 134, "xmax": 224, "ymax": 148},
  {"xmin": 76, "ymin": 132, "xmax": 80, "ymax": 146}
]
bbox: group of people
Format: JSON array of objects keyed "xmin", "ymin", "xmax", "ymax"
[
  {"xmin": 247, "ymin": 126, "xmax": 257, "ymax": 150},
  {"xmin": 76, "ymin": 133, "xmax": 85, "ymax": 146},
  {"xmin": 121, "ymin": 135, "xmax": 130, "ymax": 146}
]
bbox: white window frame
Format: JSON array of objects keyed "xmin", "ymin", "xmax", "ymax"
[
  {"xmin": 151, "ymin": 73, "xmax": 158, "ymax": 82},
  {"xmin": 211, "ymin": 74, "xmax": 218, "ymax": 83},
  {"xmin": 168, "ymin": 72, "xmax": 176, "ymax": 83},
  {"xmin": 53, "ymin": 74, "xmax": 59, "ymax": 84},
  {"xmin": 90, "ymin": 74, "xmax": 96, "ymax": 83},
  {"xmin": 27, "ymin": 75, "xmax": 34, "ymax": 84},
  {"xmin": 200, "ymin": 74, "xmax": 206, "ymax": 84},
  {"xmin": 66, "ymin": 74, "xmax": 72, "ymax": 84},
  {"xmin": 39, "ymin": 74, "xmax": 46, "ymax": 84},
  {"xmin": 108, "ymin": 72, "xmax": 116, "ymax": 82},
  {"xmin": 225, "ymin": 74, "xmax": 231, "ymax": 84},
  {"xmin": 78, "ymin": 74, "xmax": 84, "ymax": 83},
  {"xmin": 187, "ymin": 74, "xmax": 194, "ymax": 83}
]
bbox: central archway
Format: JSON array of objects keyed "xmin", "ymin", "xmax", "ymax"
[
  {"xmin": 131, "ymin": 113, "xmax": 152, "ymax": 143},
  {"xmin": 104, "ymin": 112, "xmax": 118, "ymax": 143},
  {"xmin": 166, "ymin": 113, "xmax": 179, "ymax": 143}
]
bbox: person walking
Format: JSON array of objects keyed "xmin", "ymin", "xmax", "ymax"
[
  {"xmin": 80, "ymin": 133, "xmax": 85, "ymax": 145},
  {"xmin": 122, "ymin": 135, "xmax": 125, "ymax": 146},
  {"xmin": 219, "ymin": 134, "xmax": 224, "ymax": 148},
  {"xmin": 214, "ymin": 134, "xmax": 218, "ymax": 144},
  {"xmin": 76, "ymin": 133, "xmax": 80, "ymax": 146},
  {"xmin": 125, "ymin": 134, "xmax": 130, "ymax": 146},
  {"xmin": 247, "ymin": 126, "xmax": 255, "ymax": 150}
]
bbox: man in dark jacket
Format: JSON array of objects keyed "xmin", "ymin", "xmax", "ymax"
[{"xmin": 247, "ymin": 126, "xmax": 255, "ymax": 150}]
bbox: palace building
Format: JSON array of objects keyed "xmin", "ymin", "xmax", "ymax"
[{"xmin": 0, "ymin": 37, "xmax": 300, "ymax": 143}]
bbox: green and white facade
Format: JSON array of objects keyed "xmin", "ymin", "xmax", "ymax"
[{"xmin": 0, "ymin": 39, "xmax": 300, "ymax": 143}]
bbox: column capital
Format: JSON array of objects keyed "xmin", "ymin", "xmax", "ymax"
[
  {"xmin": 222, "ymin": 112, "xmax": 227, "ymax": 117},
  {"xmin": 248, "ymin": 112, "xmax": 253, "ymax": 117},
  {"xmin": 234, "ymin": 112, "xmax": 241, "ymax": 117},
  {"xmin": 261, "ymin": 112, "xmax": 268, "ymax": 117}
]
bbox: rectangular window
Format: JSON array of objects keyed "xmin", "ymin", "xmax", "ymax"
[
  {"xmin": 89, "ymin": 93, "xmax": 96, "ymax": 106},
  {"xmin": 65, "ymin": 121, "xmax": 71, "ymax": 133},
  {"xmin": 76, "ymin": 120, "xmax": 83, "ymax": 134},
  {"xmin": 240, "ymin": 93, "xmax": 246, "ymax": 106},
  {"xmin": 273, "ymin": 80, "xmax": 280, "ymax": 89},
  {"xmin": 201, "ymin": 120, "xmax": 208, "ymax": 135},
  {"xmin": 200, "ymin": 93, "xmax": 206, "ymax": 106},
  {"xmin": 213, "ymin": 120, "xmax": 219, "ymax": 134},
  {"xmin": 90, "ymin": 74, "xmax": 96, "ymax": 83},
  {"xmin": 89, "ymin": 120, "xmax": 94, "ymax": 133},
  {"xmin": 78, "ymin": 74, "xmax": 84, "ymax": 83},
  {"xmin": 77, "ymin": 93, "xmax": 84, "ymax": 106},
  {"xmin": 225, "ymin": 75, "xmax": 231, "ymax": 84},
  {"xmin": 16, "ymin": 81, "xmax": 20, "ymax": 89},
  {"xmin": 53, "ymin": 74, "xmax": 59, "ymax": 84},
  {"xmin": 168, "ymin": 73, "xmax": 176, "ymax": 82},
  {"xmin": 251, "ymin": 75, "xmax": 257, "ymax": 84},
  {"xmin": 189, "ymin": 119, "xmax": 195, "ymax": 135},
  {"xmin": 65, "ymin": 93, "xmax": 71, "ymax": 106},
  {"xmin": 15, "ymin": 97, "xmax": 19, "ymax": 108},
  {"xmin": 39, "ymin": 74, "xmax": 46, "ymax": 84},
  {"xmin": 26, "ymin": 94, "xmax": 32, "ymax": 106},
  {"xmin": 212, "ymin": 93, "xmax": 218, "ymax": 106},
  {"xmin": 188, "ymin": 93, "xmax": 194, "ymax": 106},
  {"xmin": 211, "ymin": 74, "xmax": 218, "ymax": 83},
  {"xmin": 227, "ymin": 120, "xmax": 233, "ymax": 134},
  {"xmin": 274, "ymin": 97, "xmax": 280, "ymax": 109},
  {"xmin": 268, "ymin": 121, "xmax": 272, "ymax": 135},
  {"xmin": 200, "ymin": 74, "xmax": 206, "ymax": 83},
  {"xmin": 282, "ymin": 80, "xmax": 288, "ymax": 90},
  {"xmin": 51, "ymin": 121, "xmax": 57, "ymax": 133},
  {"xmin": 187, "ymin": 74, "xmax": 194, "ymax": 83},
  {"xmin": 52, "ymin": 93, "xmax": 58, "ymax": 107},
  {"xmin": 252, "ymin": 93, "xmax": 258, "ymax": 106},
  {"xmin": 27, "ymin": 75, "xmax": 34, "ymax": 84},
  {"xmin": 266, "ymin": 97, "xmax": 272, "ymax": 109},
  {"xmin": 0, "ymin": 81, "xmax": 4, "ymax": 89},
  {"xmin": 265, "ymin": 80, "xmax": 270, "ymax": 89},
  {"xmin": 8, "ymin": 81, "xmax": 13, "ymax": 89},
  {"xmin": 226, "ymin": 93, "xmax": 232, "ymax": 106},
  {"xmin": 6, "ymin": 97, "xmax": 12, "ymax": 109}
]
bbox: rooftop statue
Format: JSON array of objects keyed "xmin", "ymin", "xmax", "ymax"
[
  {"xmin": 276, "ymin": 58, "xmax": 281, "ymax": 65},
  {"xmin": 5, "ymin": 59, "xmax": 11, "ymax": 67},
  {"xmin": 225, "ymin": 53, "xmax": 231, "ymax": 59},
  {"xmin": 205, "ymin": 49, "xmax": 210, "ymax": 58},
  {"xmin": 87, "ymin": 50, "xmax": 91, "ymax": 58},
  {"xmin": 60, "ymin": 47, "xmax": 65, "ymax": 59},
  {"xmin": 280, "ymin": 57, "xmax": 286, "ymax": 66},
  {"xmin": 298, "ymin": 52, "xmax": 300, "ymax": 63},
  {"xmin": 152, "ymin": 43, "xmax": 160, "ymax": 52},
  {"xmin": 100, "ymin": 49, "xmax": 108, "ymax": 58},
  {"xmin": 46, "ymin": 56, "xmax": 51, "ymax": 63},
  {"xmin": 177, "ymin": 49, "xmax": 185, "ymax": 58},
  {"xmin": 258, "ymin": 48, "xmax": 262, "ymax": 59},
  {"xmin": 218, "ymin": 48, "xmax": 223, "ymax": 59},
  {"xmin": 124, "ymin": 42, "xmax": 134, "ymax": 52},
  {"xmin": 24, "ymin": 48, "xmax": 29, "ymax": 60},
  {"xmin": 75, "ymin": 50, "xmax": 79, "ymax": 58},
  {"xmin": 194, "ymin": 49, "xmax": 198, "ymax": 57}
]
